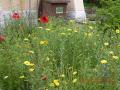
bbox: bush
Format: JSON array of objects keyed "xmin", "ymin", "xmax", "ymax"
[{"xmin": 96, "ymin": 0, "xmax": 120, "ymax": 38}]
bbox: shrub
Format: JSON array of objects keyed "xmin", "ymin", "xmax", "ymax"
[{"xmin": 96, "ymin": 0, "xmax": 120, "ymax": 38}]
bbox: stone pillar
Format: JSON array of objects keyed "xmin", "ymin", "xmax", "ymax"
[
  {"xmin": 0, "ymin": 6, "xmax": 5, "ymax": 29},
  {"xmin": 67, "ymin": 0, "xmax": 86, "ymax": 22}
]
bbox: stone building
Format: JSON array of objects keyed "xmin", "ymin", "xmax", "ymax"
[{"xmin": 0, "ymin": 0, "xmax": 86, "ymax": 26}]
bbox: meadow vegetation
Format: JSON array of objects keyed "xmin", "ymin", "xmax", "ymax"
[{"xmin": 0, "ymin": 0, "xmax": 120, "ymax": 90}]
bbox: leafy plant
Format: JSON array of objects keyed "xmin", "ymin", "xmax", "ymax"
[{"xmin": 96, "ymin": 0, "xmax": 120, "ymax": 38}]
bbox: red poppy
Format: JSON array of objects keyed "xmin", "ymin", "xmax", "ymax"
[
  {"xmin": 39, "ymin": 16, "xmax": 49, "ymax": 23},
  {"xmin": 0, "ymin": 35, "xmax": 5, "ymax": 43},
  {"xmin": 11, "ymin": 12, "xmax": 20, "ymax": 20}
]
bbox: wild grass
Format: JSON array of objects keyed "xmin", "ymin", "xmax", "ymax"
[{"xmin": 0, "ymin": 18, "xmax": 120, "ymax": 90}]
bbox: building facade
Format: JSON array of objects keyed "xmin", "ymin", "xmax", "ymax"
[{"xmin": 0, "ymin": 0, "xmax": 86, "ymax": 26}]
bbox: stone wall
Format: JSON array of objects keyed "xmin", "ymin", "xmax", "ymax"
[
  {"xmin": 0, "ymin": 0, "xmax": 38, "ymax": 28},
  {"xmin": 0, "ymin": 0, "xmax": 86, "ymax": 26},
  {"xmin": 0, "ymin": 0, "xmax": 37, "ymax": 10}
]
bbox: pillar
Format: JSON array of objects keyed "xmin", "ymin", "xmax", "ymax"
[{"xmin": 67, "ymin": 0, "xmax": 86, "ymax": 22}]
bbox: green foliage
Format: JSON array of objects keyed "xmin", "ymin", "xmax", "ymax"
[
  {"xmin": 0, "ymin": 18, "xmax": 120, "ymax": 90},
  {"xmin": 96, "ymin": 0, "xmax": 120, "ymax": 36}
]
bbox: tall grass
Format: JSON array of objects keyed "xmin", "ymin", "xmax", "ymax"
[{"xmin": 0, "ymin": 17, "xmax": 120, "ymax": 90}]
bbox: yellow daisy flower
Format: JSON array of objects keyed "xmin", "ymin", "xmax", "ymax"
[
  {"xmin": 24, "ymin": 38, "xmax": 29, "ymax": 41},
  {"xmin": 23, "ymin": 61, "xmax": 34, "ymax": 66},
  {"xmin": 46, "ymin": 28, "xmax": 51, "ymax": 31},
  {"xmin": 115, "ymin": 29, "xmax": 120, "ymax": 34},
  {"xmin": 69, "ymin": 20, "xmax": 75, "ymax": 23},
  {"xmin": 40, "ymin": 40, "xmax": 48, "ymax": 45},
  {"xmin": 73, "ymin": 71, "xmax": 77, "ymax": 75},
  {"xmin": 84, "ymin": 32, "xmax": 92, "ymax": 37},
  {"xmin": 88, "ymin": 32, "xmax": 92, "ymax": 36},
  {"xmin": 53, "ymin": 80, "xmax": 60, "ymax": 87},
  {"xmin": 67, "ymin": 29, "xmax": 72, "ymax": 31},
  {"xmin": 104, "ymin": 42, "xmax": 109, "ymax": 46},
  {"xmin": 46, "ymin": 57, "xmax": 50, "ymax": 61},
  {"xmin": 60, "ymin": 74, "xmax": 65, "ymax": 78},
  {"xmin": 109, "ymin": 51, "xmax": 114, "ymax": 55},
  {"xmin": 24, "ymin": 61, "xmax": 30, "ymax": 65},
  {"xmin": 60, "ymin": 33, "xmax": 66, "ymax": 35},
  {"xmin": 112, "ymin": 55, "xmax": 119, "ymax": 60},
  {"xmin": 37, "ymin": 27, "xmax": 43, "ymax": 29},
  {"xmin": 19, "ymin": 75, "xmax": 25, "ymax": 79},
  {"xmin": 29, "ymin": 68, "xmax": 35, "ymax": 72},
  {"xmin": 72, "ymin": 78, "xmax": 77, "ymax": 83},
  {"xmin": 28, "ymin": 51, "xmax": 34, "ymax": 54},
  {"xmin": 74, "ymin": 30, "xmax": 78, "ymax": 32},
  {"xmin": 100, "ymin": 60, "xmax": 107, "ymax": 64},
  {"xmin": 89, "ymin": 26, "xmax": 93, "ymax": 30}
]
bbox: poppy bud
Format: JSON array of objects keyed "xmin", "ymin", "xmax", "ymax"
[
  {"xmin": 0, "ymin": 35, "xmax": 5, "ymax": 43},
  {"xmin": 41, "ymin": 75, "xmax": 47, "ymax": 80}
]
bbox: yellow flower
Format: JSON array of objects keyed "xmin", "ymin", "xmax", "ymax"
[
  {"xmin": 104, "ymin": 42, "xmax": 109, "ymax": 46},
  {"xmin": 115, "ymin": 29, "xmax": 120, "ymax": 34},
  {"xmin": 69, "ymin": 20, "xmax": 75, "ymax": 23},
  {"xmin": 24, "ymin": 61, "xmax": 30, "ymax": 65},
  {"xmin": 109, "ymin": 51, "xmax": 114, "ymax": 55},
  {"xmin": 46, "ymin": 57, "xmax": 50, "ymax": 61},
  {"xmin": 46, "ymin": 28, "xmax": 51, "ymax": 31},
  {"xmin": 19, "ymin": 75, "xmax": 25, "ymax": 79},
  {"xmin": 29, "ymin": 63, "xmax": 35, "ymax": 66},
  {"xmin": 24, "ymin": 61, "xmax": 34, "ymax": 66},
  {"xmin": 112, "ymin": 55, "xmax": 119, "ymax": 60},
  {"xmin": 89, "ymin": 26, "xmax": 93, "ymax": 30},
  {"xmin": 29, "ymin": 68, "xmax": 35, "ymax": 72},
  {"xmin": 84, "ymin": 32, "xmax": 92, "ymax": 37},
  {"xmin": 37, "ymin": 27, "xmax": 43, "ymax": 29},
  {"xmin": 74, "ymin": 30, "xmax": 78, "ymax": 32},
  {"xmin": 100, "ymin": 60, "xmax": 107, "ymax": 64},
  {"xmin": 60, "ymin": 33, "xmax": 66, "ymax": 35},
  {"xmin": 24, "ymin": 38, "xmax": 29, "ymax": 41},
  {"xmin": 73, "ymin": 71, "xmax": 77, "ymax": 75},
  {"xmin": 40, "ymin": 40, "xmax": 48, "ymax": 45},
  {"xmin": 53, "ymin": 80, "xmax": 60, "ymax": 87},
  {"xmin": 28, "ymin": 51, "xmax": 34, "ymax": 54},
  {"xmin": 60, "ymin": 74, "xmax": 65, "ymax": 78},
  {"xmin": 72, "ymin": 78, "xmax": 77, "ymax": 83},
  {"xmin": 88, "ymin": 33, "xmax": 92, "ymax": 36}
]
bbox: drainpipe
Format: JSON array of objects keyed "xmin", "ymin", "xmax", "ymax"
[{"xmin": 38, "ymin": 0, "xmax": 42, "ymax": 18}]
